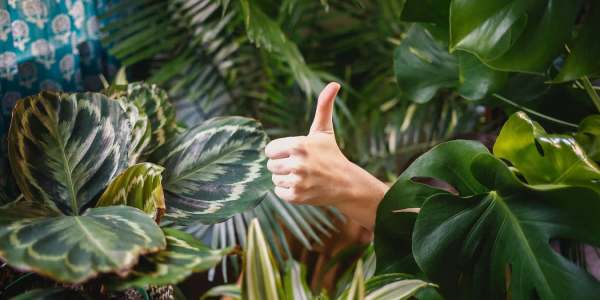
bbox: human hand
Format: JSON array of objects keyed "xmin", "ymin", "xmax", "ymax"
[{"xmin": 265, "ymin": 82, "xmax": 388, "ymax": 230}]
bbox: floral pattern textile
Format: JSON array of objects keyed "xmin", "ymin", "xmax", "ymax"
[{"xmin": 0, "ymin": 0, "xmax": 117, "ymax": 136}]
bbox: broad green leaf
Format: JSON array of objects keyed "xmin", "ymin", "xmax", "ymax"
[
  {"xmin": 111, "ymin": 228, "xmax": 233, "ymax": 289},
  {"xmin": 150, "ymin": 117, "xmax": 270, "ymax": 225},
  {"xmin": 9, "ymin": 288, "xmax": 85, "ymax": 300},
  {"xmin": 413, "ymin": 151, "xmax": 600, "ymax": 299},
  {"xmin": 554, "ymin": 2, "xmax": 600, "ymax": 82},
  {"xmin": 8, "ymin": 92, "xmax": 130, "ymax": 215},
  {"xmin": 96, "ymin": 163, "xmax": 166, "ymax": 221},
  {"xmin": 394, "ymin": 25, "xmax": 457, "ymax": 103},
  {"xmin": 575, "ymin": 115, "xmax": 600, "ymax": 162},
  {"xmin": 494, "ymin": 112, "xmax": 600, "ymax": 193},
  {"xmin": 400, "ymin": 0, "xmax": 450, "ymax": 25},
  {"xmin": 450, "ymin": 0, "xmax": 579, "ymax": 74},
  {"xmin": 200, "ymin": 284, "xmax": 242, "ymax": 300},
  {"xmin": 243, "ymin": 219, "xmax": 283, "ymax": 300},
  {"xmin": 363, "ymin": 274, "xmax": 439, "ymax": 300},
  {"xmin": 394, "ymin": 25, "xmax": 505, "ymax": 103},
  {"xmin": 104, "ymin": 82, "xmax": 179, "ymax": 154},
  {"xmin": 283, "ymin": 260, "xmax": 312, "ymax": 300},
  {"xmin": 374, "ymin": 140, "xmax": 488, "ymax": 274},
  {"xmin": 0, "ymin": 200, "xmax": 165, "ymax": 283},
  {"xmin": 457, "ymin": 52, "xmax": 507, "ymax": 100}
]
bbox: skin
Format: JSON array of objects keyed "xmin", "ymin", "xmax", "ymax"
[{"xmin": 265, "ymin": 82, "xmax": 390, "ymax": 231}]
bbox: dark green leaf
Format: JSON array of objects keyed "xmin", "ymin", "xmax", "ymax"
[
  {"xmin": 151, "ymin": 117, "xmax": 270, "ymax": 225},
  {"xmin": 413, "ymin": 152, "xmax": 600, "ymax": 299},
  {"xmin": 374, "ymin": 140, "xmax": 489, "ymax": 274},
  {"xmin": 554, "ymin": 2, "xmax": 600, "ymax": 82},
  {"xmin": 575, "ymin": 115, "xmax": 600, "ymax": 161},
  {"xmin": 0, "ymin": 200, "xmax": 165, "ymax": 283},
  {"xmin": 457, "ymin": 52, "xmax": 507, "ymax": 100},
  {"xmin": 394, "ymin": 25, "xmax": 457, "ymax": 103},
  {"xmin": 9, "ymin": 288, "xmax": 85, "ymax": 300},
  {"xmin": 96, "ymin": 163, "xmax": 166, "ymax": 221},
  {"xmin": 401, "ymin": 0, "xmax": 450, "ymax": 25},
  {"xmin": 111, "ymin": 228, "xmax": 233, "ymax": 289},
  {"xmin": 450, "ymin": 0, "xmax": 579, "ymax": 74},
  {"xmin": 494, "ymin": 112, "xmax": 600, "ymax": 193},
  {"xmin": 8, "ymin": 92, "xmax": 130, "ymax": 215}
]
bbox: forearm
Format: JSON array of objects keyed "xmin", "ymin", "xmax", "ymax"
[{"xmin": 335, "ymin": 162, "xmax": 389, "ymax": 231}]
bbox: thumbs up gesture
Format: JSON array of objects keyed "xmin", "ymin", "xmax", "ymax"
[{"xmin": 265, "ymin": 82, "xmax": 388, "ymax": 230}]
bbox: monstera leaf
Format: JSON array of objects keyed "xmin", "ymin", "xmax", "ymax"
[
  {"xmin": 150, "ymin": 116, "xmax": 270, "ymax": 225},
  {"xmin": 2, "ymin": 91, "xmax": 166, "ymax": 283},
  {"xmin": 8, "ymin": 91, "xmax": 130, "ymax": 214},
  {"xmin": 400, "ymin": 0, "xmax": 450, "ymax": 24},
  {"xmin": 412, "ymin": 149, "xmax": 600, "ymax": 299},
  {"xmin": 112, "ymin": 228, "xmax": 233, "ymax": 289},
  {"xmin": 494, "ymin": 112, "xmax": 600, "ymax": 194},
  {"xmin": 394, "ymin": 25, "xmax": 506, "ymax": 103},
  {"xmin": 449, "ymin": 0, "xmax": 579, "ymax": 74},
  {"xmin": 0, "ymin": 200, "xmax": 165, "ymax": 283},
  {"xmin": 374, "ymin": 141, "xmax": 489, "ymax": 274},
  {"xmin": 575, "ymin": 115, "xmax": 600, "ymax": 162},
  {"xmin": 104, "ymin": 82, "xmax": 179, "ymax": 155},
  {"xmin": 96, "ymin": 163, "xmax": 166, "ymax": 221}
]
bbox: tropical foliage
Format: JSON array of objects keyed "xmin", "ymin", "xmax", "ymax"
[{"xmin": 0, "ymin": 83, "xmax": 269, "ymax": 297}]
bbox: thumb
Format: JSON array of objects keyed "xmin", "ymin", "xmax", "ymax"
[{"xmin": 309, "ymin": 82, "xmax": 341, "ymax": 134}]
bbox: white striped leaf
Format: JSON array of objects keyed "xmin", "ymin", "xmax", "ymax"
[
  {"xmin": 96, "ymin": 163, "xmax": 166, "ymax": 222},
  {"xmin": 111, "ymin": 228, "xmax": 233, "ymax": 289},
  {"xmin": 363, "ymin": 274, "xmax": 438, "ymax": 300},
  {"xmin": 104, "ymin": 82, "xmax": 179, "ymax": 155},
  {"xmin": 244, "ymin": 219, "xmax": 283, "ymax": 300},
  {"xmin": 124, "ymin": 102, "xmax": 152, "ymax": 164},
  {"xmin": 0, "ymin": 199, "xmax": 166, "ymax": 283},
  {"xmin": 8, "ymin": 91, "xmax": 130, "ymax": 215},
  {"xmin": 151, "ymin": 117, "xmax": 270, "ymax": 225},
  {"xmin": 201, "ymin": 284, "xmax": 242, "ymax": 300}
]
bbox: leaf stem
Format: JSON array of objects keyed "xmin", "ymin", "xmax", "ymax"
[
  {"xmin": 492, "ymin": 94, "xmax": 579, "ymax": 129},
  {"xmin": 581, "ymin": 76, "xmax": 600, "ymax": 112}
]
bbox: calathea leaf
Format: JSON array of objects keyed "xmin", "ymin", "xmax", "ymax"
[
  {"xmin": 150, "ymin": 117, "xmax": 270, "ymax": 225},
  {"xmin": 412, "ymin": 150, "xmax": 600, "ymax": 299},
  {"xmin": 104, "ymin": 82, "xmax": 179, "ymax": 155},
  {"xmin": 96, "ymin": 163, "xmax": 166, "ymax": 222},
  {"xmin": 450, "ymin": 0, "xmax": 579, "ymax": 74},
  {"xmin": 494, "ymin": 112, "xmax": 600, "ymax": 194},
  {"xmin": 575, "ymin": 115, "xmax": 600, "ymax": 162},
  {"xmin": 0, "ymin": 199, "xmax": 165, "ymax": 283},
  {"xmin": 374, "ymin": 140, "xmax": 489, "ymax": 274},
  {"xmin": 8, "ymin": 91, "xmax": 130, "ymax": 214},
  {"xmin": 110, "ymin": 228, "xmax": 233, "ymax": 289},
  {"xmin": 123, "ymin": 102, "xmax": 152, "ymax": 164}
]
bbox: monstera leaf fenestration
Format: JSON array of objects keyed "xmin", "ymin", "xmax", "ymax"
[
  {"xmin": 8, "ymin": 91, "xmax": 130, "ymax": 214},
  {"xmin": 151, "ymin": 116, "xmax": 271, "ymax": 225},
  {"xmin": 412, "ymin": 150, "xmax": 600, "ymax": 299},
  {"xmin": 104, "ymin": 82, "xmax": 179, "ymax": 156},
  {"xmin": 0, "ymin": 200, "xmax": 165, "ymax": 283},
  {"xmin": 2, "ymin": 91, "xmax": 166, "ymax": 283},
  {"xmin": 112, "ymin": 228, "xmax": 233, "ymax": 289},
  {"xmin": 494, "ymin": 112, "xmax": 600, "ymax": 194},
  {"xmin": 96, "ymin": 163, "xmax": 166, "ymax": 221}
]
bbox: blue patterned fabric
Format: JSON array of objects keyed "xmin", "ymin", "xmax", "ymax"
[{"xmin": 0, "ymin": 0, "xmax": 117, "ymax": 136}]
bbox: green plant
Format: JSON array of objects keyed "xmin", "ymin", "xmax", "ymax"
[
  {"xmin": 202, "ymin": 219, "xmax": 441, "ymax": 300},
  {"xmin": 375, "ymin": 112, "xmax": 600, "ymax": 299},
  {"xmin": 0, "ymin": 83, "xmax": 269, "ymax": 297}
]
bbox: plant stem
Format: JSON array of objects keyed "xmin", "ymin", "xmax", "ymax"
[
  {"xmin": 492, "ymin": 93, "xmax": 579, "ymax": 129},
  {"xmin": 581, "ymin": 76, "xmax": 600, "ymax": 112}
]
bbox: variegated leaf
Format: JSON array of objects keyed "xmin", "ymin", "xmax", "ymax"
[
  {"xmin": 8, "ymin": 91, "xmax": 130, "ymax": 215},
  {"xmin": 244, "ymin": 219, "xmax": 283, "ymax": 300},
  {"xmin": 363, "ymin": 274, "xmax": 439, "ymax": 300},
  {"xmin": 111, "ymin": 228, "xmax": 233, "ymax": 289},
  {"xmin": 96, "ymin": 163, "xmax": 166, "ymax": 221},
  {"xmin": 151, "ymin": 117, "xmax": 271, "ymax": 225},
  {"xmin": 124, "ymin": 102, "xmax": 152, "ymax": 164},
  {"xmin": 104, "ymin": 82, "xmax": 179, "ymax": 155},
  {"xmin": 0, "ymin": 199, "xmax": 165, "ymax": 283}
]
